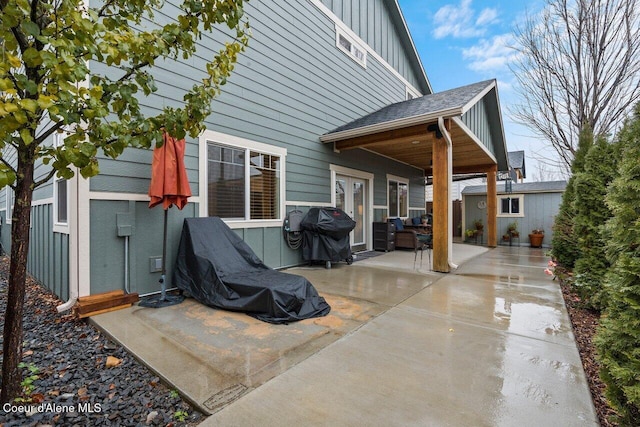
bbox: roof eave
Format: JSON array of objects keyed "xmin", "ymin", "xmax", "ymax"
[
  {"xmin": 391, "ymin": 0, "xmax": 432, "ymax": 94},
  {"xmin": 320, "ymin": 107, "xmax": 463, "ymax": 143}
]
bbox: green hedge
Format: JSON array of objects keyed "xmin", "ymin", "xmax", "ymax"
[
  {"xmin": 595, "ymin": 107, "xmax": 640, "ymax": 424},
  {"xmin": 572, "ymin": 136, "xmax": 619, "ymax": 310}
]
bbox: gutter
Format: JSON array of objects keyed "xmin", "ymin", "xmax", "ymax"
[
  {"xmin": 438, "ymin": 117, "xmax": 458, "ymax": 270},
  {"xmin": 320, "ymin": 107, "xmax": 462, "ymax": 143}
]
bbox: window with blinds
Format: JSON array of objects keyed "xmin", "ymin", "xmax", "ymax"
[{"xmin": 207, "ymin": 143, "xmax": 281, "ymax": 220}]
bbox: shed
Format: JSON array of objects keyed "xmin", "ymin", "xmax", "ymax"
[{"xmin": 461, "ymin": 180, "xmax": 567, "ymax": 247}]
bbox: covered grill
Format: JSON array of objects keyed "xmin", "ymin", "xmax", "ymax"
[{"xmin": 300, "ymin": 207, "xmax": 356, "ymax": 269}]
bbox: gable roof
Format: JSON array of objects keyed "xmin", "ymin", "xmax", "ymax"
[
  {"xmin": 323, "ymin": 80, "xmax": 496, "ymax": 138},
  {"xmin": 508, "ymin": 151, "xmax": 526, "ymax": 178},
  {"xmin": 462, "ymin": 180, "xmax": 568, "ymax": 195}
]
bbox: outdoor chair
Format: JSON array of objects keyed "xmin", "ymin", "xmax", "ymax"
[{"xmin": 389, "ymin": 218, "xmax": 432, "ymax": 269}]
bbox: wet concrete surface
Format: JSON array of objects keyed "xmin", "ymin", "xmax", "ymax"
[
  {"xmin": 92, "ymin": 256, "xmax": 436, "ymax": 415},
  {"xmin": 93, "ymin": 245, "xmax": 598, "ymax": 426}
]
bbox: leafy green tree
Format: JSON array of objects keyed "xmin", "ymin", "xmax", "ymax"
[
  {"xmin": 572, "ymin": 135, "xmax": 620, "ymax": 309},
  {"xmin": 595, "ymin": 104, "xmax": 640, "ymax": 424},
  {"xmin": 0, "ymin": 0, "xmax": 249, "ymax": 403},
  {"xmin": 550, "ymin": 126, "xmax": 593, "ymax": 268}
]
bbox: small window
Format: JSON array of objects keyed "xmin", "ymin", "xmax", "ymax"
[
  {"xmin": 52, "ymin": 132, "xmax": 69, "ymax": 231},
  {"xmin": 55, "ymin": 179, "xmax": 68, "ymax": 224},
  {"xmin": 336, "ymin": 27, "xmax": 367, "ymax": 68},
  {"xmin": 388, "ymin": 179, "xmax": 408, "ymax": 218},
  {"xmin": 406, "ymin": 86, "xmax": 421, "ymax": 100},
  {"xmin": 498, "ymin": 194, "xmax": 524, "ymax": 217},
  {"xmin": 5, "ymin": 186, "xmax": 14, "ymax": 224}
]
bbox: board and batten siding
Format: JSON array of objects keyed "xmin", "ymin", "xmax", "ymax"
[
  {"xmin": 28, "ymin": 204, "xmax": 70, "ymax": 301},
  {"xmin": 460, "ymin": 87, "xmax": 505, "ymax": 164},
  {"xmin": 463, "ymin": 191, "xmax": 564, "ymax": 247},
  {"xmin": 319, "ymin": 0, "xmax": 425, "ymax": 92},
  {"xmin": 2, "ymin": 131, "xmax": 69, "ymax": 299},
  {"xmin": 82, "ymin": 0, "xmax": 426, "ymax": 294}
]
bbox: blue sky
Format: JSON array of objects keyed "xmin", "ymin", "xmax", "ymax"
[{"xmin": 398, "ymin": 0, "xmax": 560, "ymax": 180}]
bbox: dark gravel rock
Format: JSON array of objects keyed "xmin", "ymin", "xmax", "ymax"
[{"xmin": 0, "ymin": 256, "xmax": 204, "ymax": 426}]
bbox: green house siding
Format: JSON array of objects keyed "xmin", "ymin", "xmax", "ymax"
[
  {"xmin": 27, "ymin": 204, "xmax": 69, "ymax": 301},
  {"xmin": 5, "ymin": 0, "xmax": 427, "ymax": 299},
  {"xmin": 88, "ymin": 0, "xmax": 426, "ymax": 208},
  {"xmin": 319, "ymin": 0, "xmax": 426, "ymax": 92},
  {"xmin": 0, "ymin": 132, "xmax": 68, "ymax": 300},
  {"xmin": 89, "ymin": 200, "xmax": 199, "ymax": 296},
  {"xmin": 462, "ymin": 98, "xmax": 494, "ymax": 156},
  {"xmin": 460, "ymin": 87, "xmax": 506, "ymax": 168}
]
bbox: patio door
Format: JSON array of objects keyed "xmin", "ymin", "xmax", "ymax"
[{"xmin": 336, "ymin": 175, "xmax": 367, "ymax": 252}]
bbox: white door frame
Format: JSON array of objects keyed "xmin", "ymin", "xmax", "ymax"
[{"xmin": 330, "ymin": 164, "xmax": 374, "ymax": 251}]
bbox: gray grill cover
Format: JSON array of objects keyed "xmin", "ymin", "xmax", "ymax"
[{"xmin": 173, "ymin": 217, "xmax": 330, "ymax": 324}]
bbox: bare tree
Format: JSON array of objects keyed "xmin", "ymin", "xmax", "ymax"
[{"xmin": 511, "ymin": 0, "xmax": 640, "ymax": 173}]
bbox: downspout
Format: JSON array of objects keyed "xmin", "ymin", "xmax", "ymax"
[
  {"xmin": 57, "ymin": 171, "xmax": 80, "ymax": 312},
  {"xmin": 438, "ymin": 117, "xmax": 458, "ymax": 270}
]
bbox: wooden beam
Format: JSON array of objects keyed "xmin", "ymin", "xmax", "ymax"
[
  {"xmin": 452, "ymin": 164, "xmax": 497, "ymax": 175},
  {"xmin": 334, "ymin": 124, "xmax": 432, "ymax": 151},
  {"xmin": 432, "ymin": 137, "xmax": 450, "ymax": 273},
  {"xmin": 486, "ymin": 165, "xmax": 497, "ymax": 247}
]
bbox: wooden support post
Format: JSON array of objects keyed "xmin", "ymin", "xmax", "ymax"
[
  {"xmin": 432, "ymin": 137, "xmax": 450, "ymax": 273},
  {"xmin": 487, "ymin": 165, "xmax": 497, "ymax": 248}
]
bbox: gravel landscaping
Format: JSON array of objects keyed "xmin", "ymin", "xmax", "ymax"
[{"xmin": 0, "ymin": 256, "xmax": 204, "ymax": 426}]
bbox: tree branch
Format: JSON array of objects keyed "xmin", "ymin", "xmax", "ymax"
[
  {"xmin": 33, "ymin": 167, "xmax": 58, "ymax": 189},
  {"xmin": 0, "ymin": 157, "xmax": 17, "ymax": 176}
]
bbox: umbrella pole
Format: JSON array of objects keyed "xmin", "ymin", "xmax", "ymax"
[
  {"xmin": 160, "ymin": 207, "xmax": 168, "ymax": 300},
  {"xmin": 139, "ymin": 206, "xmax": 184, "ymax": 308}
]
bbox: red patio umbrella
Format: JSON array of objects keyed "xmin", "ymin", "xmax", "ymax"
[{"xmin": 139, "ymin": 131, "xmax": 192, "ymax": 308}]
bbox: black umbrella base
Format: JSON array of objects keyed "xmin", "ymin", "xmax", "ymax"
[{"xmin": 138, "ymin": 293, "xmax": 185, "ymax": 308}]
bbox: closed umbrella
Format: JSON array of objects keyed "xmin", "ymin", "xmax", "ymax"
[{"xmin": 139, "ymin": 131, "xmax": 192, "ymax": 308}]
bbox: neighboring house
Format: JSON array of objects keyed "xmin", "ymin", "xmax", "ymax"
[
  {"xmin": 506, "ymin": 150, "xmax": 526, "ymax": 182},
  {"xmin": 1, "ymin": 0, "xmax": 509, "ymax": 301},
  {"xmin": 461, "ymin": 180, "xmax": 567, "ymax": 248}
]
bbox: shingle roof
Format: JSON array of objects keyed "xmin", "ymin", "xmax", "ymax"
[
  {"xmin": 324, "ymin": 80, "xmax": 495, "ymax": 135},
  {"xmin": 461, "ymin": 180, "xmax": 567, "ymax": 195},
  {"xmin": 508, "ymin": 151, "xmax": 525, "ymax": 169}
]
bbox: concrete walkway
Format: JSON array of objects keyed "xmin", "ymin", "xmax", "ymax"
[{"xmin": 92, "ymin": 245, "xmax": 597, "ymax": 426}]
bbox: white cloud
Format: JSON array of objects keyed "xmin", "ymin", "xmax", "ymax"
[
  {"xmin": 462, "ymin": 34, "xmax": 517, "ymax": 73},
  {"xmin": 432, "ymin": 0, "xmax": 500, "ymax": 39},
  {"xmin": 476, "ymin": 8, "xmax": 498, "ymax": 26}
]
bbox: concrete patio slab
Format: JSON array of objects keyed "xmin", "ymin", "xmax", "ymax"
[
  {"xmin": 204, "ymin": 306, "xmax": 596, "ymax": 427},
  {"xmin": 92, "ymin": 245, "xmax": 598, "ymax": 426},
  {"xmin": 92, "ymin": 253, "xmax": 435, "ymax": 415}
]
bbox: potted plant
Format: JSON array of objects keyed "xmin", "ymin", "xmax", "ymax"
[
  {"xmin": 474, "ymin": 219, "xmax": 484, "ymax": 231},
  {"xmin": 465, "ymin": 229, "xmax": 477, "ymax": 241},
  {"xmin": 502, "ymin": 233, "xmax": 511, "ymax": 242},
  {"xmin": 528, "ymin": 228, "xmax": 544, "ymax": 248},
  {"xmin": 507, "ymin": 221, "xmax": 519, "ymax": 237}
]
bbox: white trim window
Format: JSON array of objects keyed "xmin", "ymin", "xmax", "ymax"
[
  {"xmin": 335, "ymin": 25, "xmax": 367, "ymax": 68},
  {"xmin": 497, "ymin": 194, "xmax": 524, "ymax": 217},
  {"xmin": 5, "ymin": 186, "xmax": 14, "ymax": 224},
  {"xmin": 52, "ymin": 133, "xmax": 70, "ymax": 233},
  {"xmin": 201, "ymin": 131, "xmax": 287, "ymax": 226},
  {"xmin": 406, "ymin": 86, "xmax": 421, "ymax": 100},
  {"xmin": 387, "ymin": 175, "xmax": 409, "ymax": 218}
]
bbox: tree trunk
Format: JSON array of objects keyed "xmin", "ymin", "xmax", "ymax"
[{"xmin": 1, "ymin": 152, "xmax": 35, "ymax": 404}]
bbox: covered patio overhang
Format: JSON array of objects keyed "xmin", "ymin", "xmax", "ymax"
[{"xmin": 321, "ymin": 80, "xmax": 509, "ymax": 272}]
